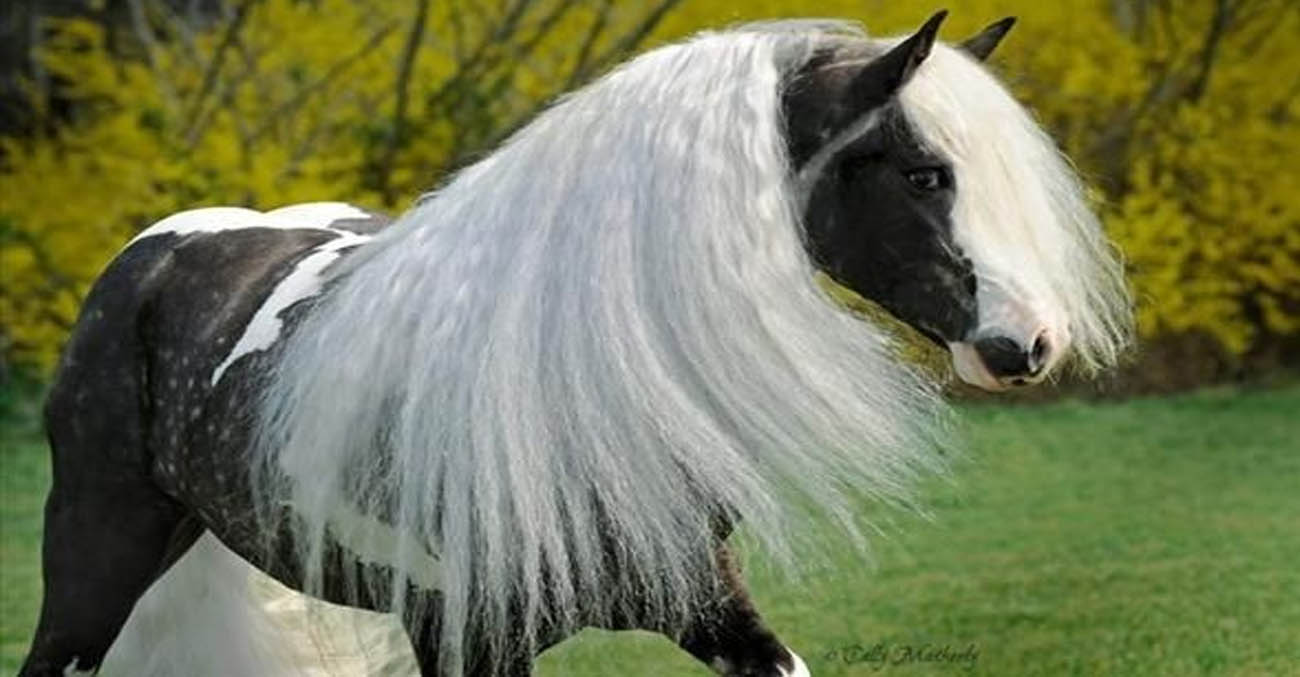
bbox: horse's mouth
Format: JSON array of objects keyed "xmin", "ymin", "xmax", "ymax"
[{"xmin": 947, "ymin": 341, "xmax": 1009, "ymax": 391}]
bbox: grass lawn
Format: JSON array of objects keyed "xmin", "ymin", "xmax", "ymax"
[{"xmin": 3, "ymin": 385, "xmax": 1299, "ymax": 675}]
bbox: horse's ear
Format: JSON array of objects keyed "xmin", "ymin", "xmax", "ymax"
[
  {"xmin": 849, "ymin": 10, "xmax": 948, "ymax": 106},
  {"xmin": 960, "ymin": 17, "xmax": 1016, "ymax": 61}
]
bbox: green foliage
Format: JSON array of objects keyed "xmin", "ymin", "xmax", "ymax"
[
  {"xmin": 0, "ymin": 0, "xmax": 680, "ymax": 371},
  {"xmin": 1092, "ymin": 2, "xmax": 1300, "ymax": 355},
  {"xmin": 1, "ymin": 0, "xmax": 1296, "ymax": 376}
]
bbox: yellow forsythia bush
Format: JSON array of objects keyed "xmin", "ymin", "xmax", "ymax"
[{"xmin": 2, "ymin": 0, "xmax": 1297, "ymax": 376}]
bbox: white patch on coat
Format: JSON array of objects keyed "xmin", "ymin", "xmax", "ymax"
[
  {"xmin": 62, "ymin": 658, "xmax": 94, "ymax": 676},
  {"xmin": 210, "ymin": 229, "xmax": 371, "ymax": 386},
  {"xmin": 127, "ymin": 199, "xmax": 382, "ymax": 387},
  {"xmin": 125, "ymin": 201, "xmax": 370, "ymax": 249}
]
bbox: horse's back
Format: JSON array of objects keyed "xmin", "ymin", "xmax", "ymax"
[{"xmin": 46, "ymin": 201, "xmax": 387, "ymax": 476}]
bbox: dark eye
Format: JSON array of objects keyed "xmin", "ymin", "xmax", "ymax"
[{"xmin": 904, "ymin": 167, "xmax": 948, "ymax": 192}]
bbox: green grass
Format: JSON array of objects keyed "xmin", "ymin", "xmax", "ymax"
[
  {"xmin": 1, "ymin": 392, "xmax": 45, "ymax": 674},
  {"xmin": 3, "ymin": 386, "xmax": 1299, "ymax": 675}
]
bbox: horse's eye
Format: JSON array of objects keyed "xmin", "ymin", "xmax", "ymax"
[{"xmin": 904, "ymin": 167, "xmax": 947, "ymax": 191}]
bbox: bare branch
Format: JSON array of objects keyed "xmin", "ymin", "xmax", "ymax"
[
  {"xmin": 430, "ymin": 0, "xmax": 682, "ymax": 180},
  {"xmin": 126, "ymin": 0, "xmax": 178, "ymax": 106},
  {"xmin": 248, "ymin": 21, "xmax": 398, "ymax": 144},
  {"xmin": 423, "ymin": 0, "xmax": 539, "ymax": 113},
  {"xmin": 182, "ymin": 42, "xmax": 266, "ymax": 150},
  {"xmin": 514, "ymin": 0, "xmax": 584, "ymax": 61},
  {"xmin": 1187, "ymin": 0, "xmax": 1234, "ymax": 101},
  {"xmin": 457, "ymin": 0, "xmax": 587, "ymax": 117},
  {"xmin": 1233, "ymin": 0, "xmax": 1292, "ymax": 60},
  {"xmin": 563, "ymin": 0, "xmax": 615, "ymax": 91},
  {"xmin": 491, "ymin": 0, "xmax": 533, "ymax": 44},
  {"xmin": 448, "ymin": 1, "xmax": 469, "ymax": 62},
  {"xmin": 183, "ymin": 0, "xmax": 259, "ymax": 145},
  {"xmin": 25, "ymin": 1, "xmax": 50, "ymax": 122},
  {"xmin": 158, "ymin": 1, "xmax": 204, "ymax": 68},
  {"xmin": 1153, "ymin": 0, "xmax": 1185, "ymax": 53},
  {"xmin": 566, "ymin": 0, "xmax": 681, "ymax": 87},
  {"xmin": 232, "ymin": 32, "xmax": 274, "ymax": 126},
  {"xmin": 468, "ymin": 0, "xmax": 592, "ymax": 129},
  {"xmin": 377, "ymin": 0, "xmax": 432, "ymax": 207}
]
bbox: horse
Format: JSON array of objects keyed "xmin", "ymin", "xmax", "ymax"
[{"xmin": 21, "ymin": 11, "xmax": 1131, "ymax": 677}]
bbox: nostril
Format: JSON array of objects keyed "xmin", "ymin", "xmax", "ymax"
[
  {"xmin": 972, "ymin": 336, "xmax": 1029, "ymax": 379},
  {"xmin": 1028, "ymin": 332, "xmax": 1051, "ymax": 376}
]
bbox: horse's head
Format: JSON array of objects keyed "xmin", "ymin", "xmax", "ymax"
[{"xmin": 784, "ymin": 12, "xmax": 1122, "ymax": 391}]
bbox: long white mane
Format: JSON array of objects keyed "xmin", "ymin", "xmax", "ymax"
[
  {"xmin": 252, "ymin": 21, "xmax": 1127, "ymax": 675},
  {"xmin": 896, "ymin": 43, "xmax": 1131, "ymax": 371}
]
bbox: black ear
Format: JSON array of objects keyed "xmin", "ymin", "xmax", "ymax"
[
  {"xmin": 848, "ymin": 10, "xmax": 948, "ymax": 107},
  {"xmin": 960, "ymin": 17, "xmax": 1016, "ymax": 61}
]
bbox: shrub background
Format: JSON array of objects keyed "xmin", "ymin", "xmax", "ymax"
[{"xmin": 2, "ymin": 0, "xmax": 1297, "ymax": 386}]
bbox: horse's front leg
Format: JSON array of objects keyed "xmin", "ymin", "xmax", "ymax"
[{"xmin": 674, "ymin": 543, "xmax": 810, "ymax": 677}]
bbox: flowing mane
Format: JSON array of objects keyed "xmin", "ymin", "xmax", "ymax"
[
  {"xmin": 249, "ymin": 20, "xmax": 1128, "ymax": 674},
  {"xmin": 894, "ymin": 44, "xmax": 1131, "ymax": 370}
]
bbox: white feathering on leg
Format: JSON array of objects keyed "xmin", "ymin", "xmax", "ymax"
[{"xmin": 99, "ymin": 532, "xmax": 416, "ymax": 677}]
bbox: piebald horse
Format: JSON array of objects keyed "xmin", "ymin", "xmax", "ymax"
[{"xmin": 23, "ymin": 12, "xmax": 1130, "ymax": 677}]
